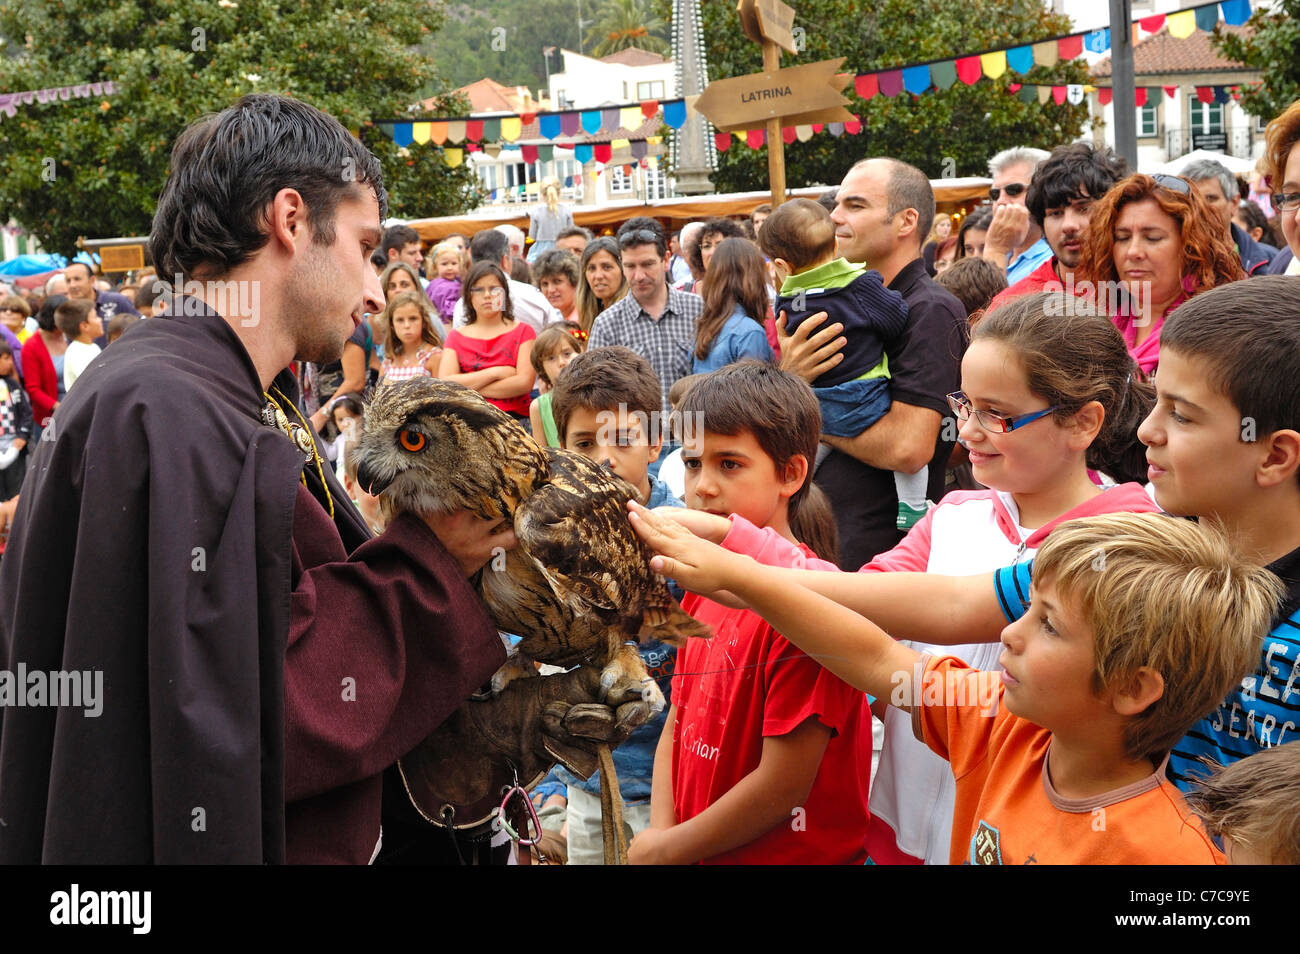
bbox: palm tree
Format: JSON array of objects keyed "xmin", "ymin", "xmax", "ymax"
[{"xmin": 584, "ymin": 0, "xmax": 671, "ymax": 58}]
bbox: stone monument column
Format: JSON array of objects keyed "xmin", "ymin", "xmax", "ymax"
[{"xmin": 671, "ymin": 0, "xmax": 716, "ymax": 195}]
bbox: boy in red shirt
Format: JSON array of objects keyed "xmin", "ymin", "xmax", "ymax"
[
  {"xmin": 628, "ymin": 362, "xmax": 871, "ymax": 865},
  {"xmin": 630, "ymin": 508, "xmax": 1279, "ymax": 865}
]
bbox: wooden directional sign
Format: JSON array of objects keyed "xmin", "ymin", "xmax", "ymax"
[
  {"xmin": 738, "ymin": 0, "xmax": 797, "ymax": 54},
  {"xmin": 737, "ymin": 0, "xmax": 762, "ymax": 43},
  {"xmin": 695, "ymin": 57, "xmax": 852, "ymax": 133},
  {"xmin": 755, "ymin": 0, "xmax": 797, "ymax": 55}
]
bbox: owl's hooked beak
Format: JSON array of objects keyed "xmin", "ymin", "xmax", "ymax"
[{"xmin": 355, "ymin": 455, "xmax": 393, "ymax": 496}]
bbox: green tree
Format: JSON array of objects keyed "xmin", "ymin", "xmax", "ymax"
[
  {"xmin": 586, "ymin": 0, "xmax": 670, "ymax": 58},
  {"xmin": 1213, "ymin": 0, "xmax": 1300, "ymax": 122},
  {"xmin": 426, "ymin": 0, "xmax": 583, "ymax": 93},
  {"xmin": 0, "ymin": 0, "xmax": 484, "ymax": 257},
  {"xmin": 660, "ymin": 0, "xmax": 1089, "ymax": 191}
]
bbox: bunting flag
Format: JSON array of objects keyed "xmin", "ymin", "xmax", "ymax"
[
  {"xmin": 444, "ymin": 148, "xmax": 463, "ymax": 168},
  {"xmin": 574, "ymin": 143, "xmax": 593, "ymax": 163},
  {"xmin": 1221, "ymin": 0, "xmax": 1251, "ymax": 24},
  {"xmin": 537, "ymin": 143, "xmax": 554, "ymax": 162},
  {"xmin": 371, "ymin": 0, "xmax": 1257, "ymax": 161},
  {"xmin": 520, "ymin": 144, "xmax": 538, "ymax": 163},
  {"xmin": 1167, "ymin": 10, "xmax": 1197, "ymax": 38},
  {"xmin": 1006, "ymin": 46, "xmax": 1034, "ymax": 74},
  {"xmin": 0, "ymin": 80, "xmax": 118, "ymax": 119},
  {"xmin": 593, "ymin": 143, "xmax": 612, "ymax": 163},
  {"xmin": 979, "ymin": 51, "xmax": 1007, "ymax": 79},
  {"xmin": 930, "ymin": 60, "xmax": 958, "ymax": 89},
  {"xmin": 1194, "ymin": 5, "xmax": 1220, "ymax": 31},
  {"xmin": 538, "ymin": 113, "xmax": 562, "ymax": 139},
  {"xmin": 630, "ymin": 140, "xmax": 647, "ymax": 159},
  {"xmin": 902, "ymin": 64, "xmax": 931, "ymax": 95},
  {"xmin": 1083, "ymin": 28, "xmax": 1110, "ymax": 54}
]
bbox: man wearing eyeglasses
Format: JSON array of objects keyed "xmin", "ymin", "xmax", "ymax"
[{"xmin": 982, "ymin": 147, "xmax": 1052, "ymax": 284}]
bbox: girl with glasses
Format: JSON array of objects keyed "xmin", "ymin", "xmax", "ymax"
[{"xmin": 860, "ymin": 291, "xmax": 1161, "ymax": 866}]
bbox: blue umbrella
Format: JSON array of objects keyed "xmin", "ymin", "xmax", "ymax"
[{"xmin": 0, "ymin": 253, "xmax": 68, "ymax": 276}]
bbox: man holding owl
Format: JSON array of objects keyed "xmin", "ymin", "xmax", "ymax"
[{"xmin": 0, "ymin": 94, "xmax": 630, "ymax": 864}]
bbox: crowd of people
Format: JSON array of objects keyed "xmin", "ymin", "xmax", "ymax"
[{"xmin": 1, "ymin": 90, "xmax": 1299, "ymax": 867}]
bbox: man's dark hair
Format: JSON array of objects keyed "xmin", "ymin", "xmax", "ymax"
[
  {"xmin": 469, "ymin": 228, "xmax": 509, "ymax": 265},
  {"xmin": 616, "ymin": 216, "xmax": 667, "ymax": 258},
  {"xmin": 557, "ymin": 226, "xmax": 593, "ymax": 243},
  {"xmin": 135, "ymin": 282, "xmax": 165, "ymax": 309},
  {"xmin": 884, "ymin": 159, "xmax": 935, "ymax": 248},
  {"xmin": 0, "ymin": 340, "xmax": 12, "ymax": 360},
  {"xmin": 551, "ymin": 345, "xmax": 661, "ymax": 444},
  {"xmin": 687, "ymin": 216, "xmax": 746, "ymax": 274},
  {"xmin": 150, "ymin": 94, "xmax": 387, "ymax": 280},
  {"xmin": 1025, "ymin": 143, "xmax": 1130, "ymax": 228},
  {"xmin": 65, "ymin": 261, "xmax": 95, "ymax": 281},
  {"xmin": 382, "ymin": 224, "xmax": 420, "ymax": 258}
]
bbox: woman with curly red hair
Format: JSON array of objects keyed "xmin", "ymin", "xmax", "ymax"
[
  {"xmin": 1079, "ymin": 173, "xmax": 1243, "ymax": 375},
  {"xmin": 1262, "ymin": 98, "xmax": 1300, "ymax": 268}
]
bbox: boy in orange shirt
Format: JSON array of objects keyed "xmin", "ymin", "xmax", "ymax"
[{"xmin": 630, "ymin": 508, "xmax": 1280, "ymax": 864}]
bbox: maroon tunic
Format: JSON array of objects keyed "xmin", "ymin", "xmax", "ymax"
[{"xmin": 284, "ymin": 484, "xmax": 503, "ymax": 863}]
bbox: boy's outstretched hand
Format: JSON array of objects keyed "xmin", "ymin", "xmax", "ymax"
[{"xmin": 628, "ymin": 500, "xmax": 749, "ymax": 598}]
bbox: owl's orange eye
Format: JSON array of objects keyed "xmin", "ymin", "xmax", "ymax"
[{"xmin": 398, "ymin": 429, "xmax": 426, "ymax": 452}]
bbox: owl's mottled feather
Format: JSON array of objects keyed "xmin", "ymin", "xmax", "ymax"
[{"xmin": 354, "ymin": 378, "xmax": 708, "ymax": 692}]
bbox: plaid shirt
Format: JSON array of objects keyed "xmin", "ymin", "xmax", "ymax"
[{"xmin": 588, "ymin": 286, "xmax": 703, "ymax": 414}]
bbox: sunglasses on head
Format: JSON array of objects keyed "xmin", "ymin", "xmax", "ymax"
[
  {"xmin": 1151, "ymin": 173, "xmax": 1191, "ymax": 195},
  {"xmin": 989, "ymin": 183, "xmax": 1028, "ymax": 201},
  {"xmin": 618, "ymin": 228, "xmax": 663, "ymax": 248}
]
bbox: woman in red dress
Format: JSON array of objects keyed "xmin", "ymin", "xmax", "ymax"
[{"xmin": 438, "ymin": 262, "xmax": 536, "ymax": 423}]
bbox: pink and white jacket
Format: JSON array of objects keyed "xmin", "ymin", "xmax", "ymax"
[{"xmin": 861, "ymin": 483, "xmax": 1160, "ymax": 864}]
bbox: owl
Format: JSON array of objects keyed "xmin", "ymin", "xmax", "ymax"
[{"xmin": 353, "ymin": 377, "xmax": 709, "ymax": 711}]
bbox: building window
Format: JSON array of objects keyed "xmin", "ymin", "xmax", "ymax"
[
  {"xmin": 1138, "ymin": 103, "xmax": 1158, "ymax": 138},
  {"xmin": 1190, "ymin": 101, "xmax": 1224, "ymax": 135},
  {"xmin": 636, "ymin": 80, "xmax": 665, "ymax": 100},
  {"xmin": 608, "ymin": 165, "xmax": 634, "ymax": 195}
]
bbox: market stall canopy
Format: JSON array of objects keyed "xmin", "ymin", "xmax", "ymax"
[{"xmin": 404, "ymin": 178, "xmax": 992, "ymax": 242}]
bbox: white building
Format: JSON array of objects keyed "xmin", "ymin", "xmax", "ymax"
[
  {"xmin": 546, "ymin": 47, "xmax": 676, "ymax": 112},
  {"xmin": 455, "ymin": 48, "xmax": 680, "ymax": 209},
  {"xmin": 1053, "ymin": 0, "xmax": 1267, "ymax": 169}
]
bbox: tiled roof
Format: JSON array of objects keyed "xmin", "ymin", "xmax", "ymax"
[
  {"xmin": 599, "ymin": 47, "xmax": 667, "ymax": 66},
  {"xmin": 431, "ymin": 78, "xmax": 530, "ymax": 114},
  {"xmin": 1093, "ymin": 25, "xmax": 1249, "ymax": 78}
]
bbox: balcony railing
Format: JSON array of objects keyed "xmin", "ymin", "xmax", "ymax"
[{"xmin": 1164, "ymin": 126, "xmax": 1253, "ymax": 159}]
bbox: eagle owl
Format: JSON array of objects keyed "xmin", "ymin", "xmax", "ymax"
[{"xmin": 353, "ymin": 378, "xmax": 709, "ymax": 712}]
